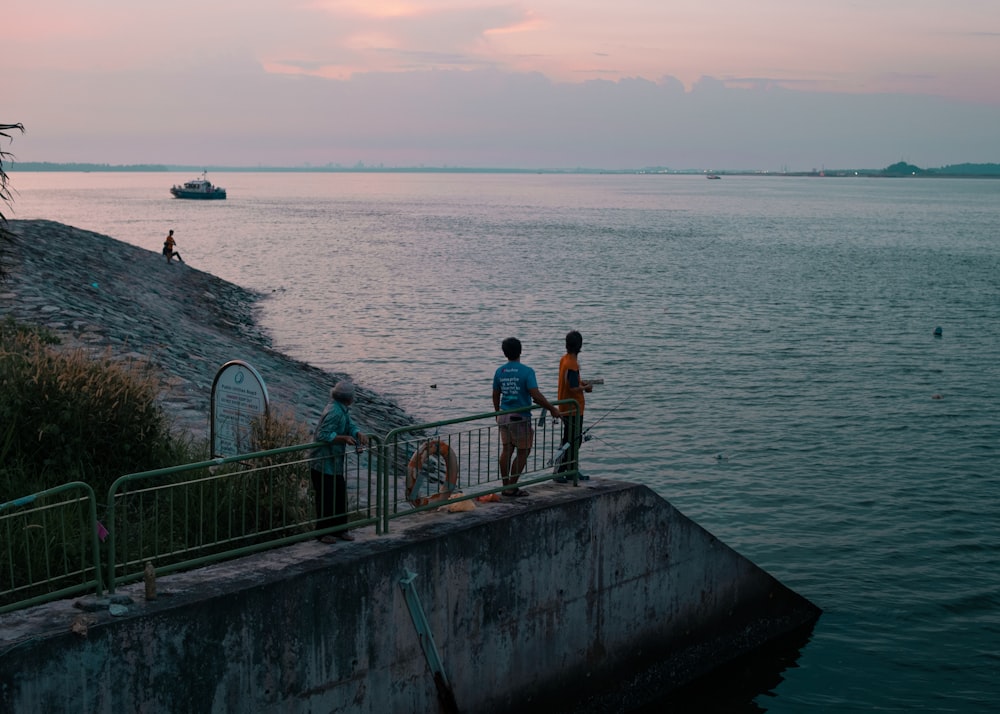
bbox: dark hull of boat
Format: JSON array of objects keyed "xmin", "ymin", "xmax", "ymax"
[{"xmin": 170, "ymin": 189, "xmax": 227, "ymax": 200}]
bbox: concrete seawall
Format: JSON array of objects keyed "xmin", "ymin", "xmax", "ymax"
[{"xmin": 0, "ymin": 480, "xmax": 820, "ymax": 713}]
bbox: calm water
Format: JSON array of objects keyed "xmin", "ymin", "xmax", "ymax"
[{"xmin": 9, "ymin": 171, "xmax": 1000, "ymax": 711}]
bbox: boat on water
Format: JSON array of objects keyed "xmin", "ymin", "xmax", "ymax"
[
  {"xmin": 706, "ymin": 174, "xmax": 722, "ymax": 180},
  {"xmin": 170, "ymin": 172, "xmax": 227, "ymax": 200}
]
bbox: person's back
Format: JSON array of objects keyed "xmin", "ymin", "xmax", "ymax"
[
  {"xmin": 492, "ymin": 337, "xmax": 560, "ymax": 496},
  {"xmin": 495, "ymin": 360, "xmax": 536, "ymax": 412}
]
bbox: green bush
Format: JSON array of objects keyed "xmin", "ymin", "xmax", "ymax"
[
  {"xmin": 239, "ymin": 406, "xmax": 315, "ymax": 534},
  {"xmin": 0, "ymin": 316, "xmax": 194, "ymax": 501}
]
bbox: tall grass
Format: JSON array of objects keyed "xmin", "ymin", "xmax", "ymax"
[
  {"xmin": 197, "ymin": 406, "xmax": 315, "ymax": 542},
  {"xmin": 0, "ymin": 316, "xmax": 194, "ymax": 501}
]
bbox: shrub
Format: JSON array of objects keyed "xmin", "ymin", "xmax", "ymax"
[
  {"xmin": 0, "ymin": 316, "xmax": 191, "ymax": 501},
  {"xmin": 236, "ymin": 406, "xmax": 315, "ymax": 534}
]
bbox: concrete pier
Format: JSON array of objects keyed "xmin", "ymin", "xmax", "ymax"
[{"xmin": 0, "ymin": 480, "xmax": 819, "ymax": 713}]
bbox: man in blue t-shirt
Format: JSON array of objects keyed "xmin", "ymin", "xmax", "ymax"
[{"xmin": 492, "ymin": 337, "xmax": 561, "ymax": 497}]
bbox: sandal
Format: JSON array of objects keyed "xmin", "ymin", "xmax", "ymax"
[
  {"xmin": 319, "ymin": 535, "xmax": 337, "ymax": 544},
  {"xmin": 503, "ymin": 488, "xmax": 529, "ymax": 498}
]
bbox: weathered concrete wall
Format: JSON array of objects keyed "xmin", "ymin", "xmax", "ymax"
[{"xmin": 0, "ymin": 481, "xmax": 819, "ymax": 713}]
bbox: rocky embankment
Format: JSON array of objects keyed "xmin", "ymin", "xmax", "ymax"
[{"xmin": 0, "ymin": 219, "xmax": 414, "ymax": 440}]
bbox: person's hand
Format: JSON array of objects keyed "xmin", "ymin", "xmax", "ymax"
[
  {"xmin": 358, "ymin": 433, "xmax": 369, "ymax": 447},
  {"xmin": 549, "ymin": 406, "xmax": 561, "ymax": 420}
]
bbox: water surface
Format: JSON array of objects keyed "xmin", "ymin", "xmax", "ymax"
[{"xmin": 11, "ymin": 171, "xmax": 1000, "ymax": 711}]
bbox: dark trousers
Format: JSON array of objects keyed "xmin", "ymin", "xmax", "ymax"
[
  {"xmin": 311, "ymin": 468, "xmax": 348, "ymax": 532},
  {"xmin": 556, "ymin": 414, "xmax": 583, "ymax": 473}
]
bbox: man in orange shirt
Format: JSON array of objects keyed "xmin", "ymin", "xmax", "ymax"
[
  {"xmin": 555, "ymin": 330, "xmax": 592, "ymax": 482},
  {"xmin": 162, "ymin": 229, "xmax": 183, "ymax": 264}
]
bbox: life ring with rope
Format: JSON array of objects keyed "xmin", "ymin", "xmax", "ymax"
[{"xmin": 406, "ymin": 439, "xmax": 460, "ymax": 506}]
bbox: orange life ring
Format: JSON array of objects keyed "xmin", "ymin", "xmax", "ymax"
[{"xmin": 406, "ymin": 439, "xmax": 460, "ymax": 506}]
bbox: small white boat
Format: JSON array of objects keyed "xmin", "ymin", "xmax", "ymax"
[{"xmin": 170, "ymin": 172, "xmax": 227, "ymax": 200}]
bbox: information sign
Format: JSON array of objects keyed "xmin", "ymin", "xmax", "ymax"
[{"xmin": 210, "ymin": 360, "xmax": 269, "ymax": 457}]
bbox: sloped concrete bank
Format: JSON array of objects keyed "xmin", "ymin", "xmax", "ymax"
[
  {"xmin": 0, "ymin": 220, "xmax": 414, "ymax": 439},
  {"xmin": 0, "ymin": 481, "xmax": 820, "ymax": 713}
]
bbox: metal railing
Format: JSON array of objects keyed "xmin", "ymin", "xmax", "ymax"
[
  {"xmin": 381, "ymin": 402, "xmax": 580, "ymax": 530},
  {"xmin": 1, "ymin": 402, "xmax": 581, "ymax": 611},
  {"xmin": 0, "ymin": 482, "xmax": 104, "ymax": 614},
  {"xmin": 105, "ymin": 437, "xmax": 381, "ymax": 592}
]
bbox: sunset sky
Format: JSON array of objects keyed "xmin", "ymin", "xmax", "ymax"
[{"xmin": 8, "ymin": 0, "xmax": 1000, "ymax": 170}]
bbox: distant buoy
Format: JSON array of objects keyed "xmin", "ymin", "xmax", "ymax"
[
  {"xmin": 933, "ymin": 326, "xmax": 943, "ymax": 337},
  {"xmin": 931, "ymin": 394, "xmax": 943, "ymax": 400}
]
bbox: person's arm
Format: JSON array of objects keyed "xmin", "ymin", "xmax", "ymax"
[
  {"xmin": 529, "ymin": 388, "xmax": 561, "ymax": 419},
  {"xmin": 492, "ymin": 387, "xmax": 501, "ymax": 413},
  {"xmin": 566, "ymin": 368, "xmax": 593, "ymax": 397},
  {"xmin": 348, "ymin": 418, "xmax": 369, "ymax": 447},
  {"xmin": 317, "ymin": 409, "xmax": 356, "ymax": 445}
]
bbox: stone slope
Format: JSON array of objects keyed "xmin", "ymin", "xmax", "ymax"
[{"xmin": 0, "ymin": 219, "xmax": 413, "ymax": 439}]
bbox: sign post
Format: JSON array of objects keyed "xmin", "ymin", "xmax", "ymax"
[{"xmin": 210, "ymin": 360, "xmax": 269, "ymax": 458}]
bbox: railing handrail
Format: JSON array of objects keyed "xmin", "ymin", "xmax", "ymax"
[
  {"xmin": 3, "ymin": 402, "xmax": 582, "ymax": 612},
  {"xmin": 0, "ymin": 481, "xmax": 103, "ymax": 614},
  {"xmin": 381, "ymin": 400, "xmax": 580, "ymax": 531},
  {"xmin": 104, "ymin": 436, "xmax": 384, "ymax": 593}
]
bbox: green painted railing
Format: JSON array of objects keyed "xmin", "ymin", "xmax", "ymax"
[
  {"xmin": 1, "ymin": 402, "xmax": 581, "ymax": 611},
  {"xmin": 105, "ymin": 437, "xmax": 381, "ymax": 592},
  {"xmin": 0, "ymin": 482, "xmax": 104, "ymax": 614},
  {"xmin": 381, "ymin": 402, "xmax": 580, "ymax": 531}
]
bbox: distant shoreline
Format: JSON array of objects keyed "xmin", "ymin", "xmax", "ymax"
[{"xmin": 9, "ymin": 161, "xmax": 1000, "ymax": 178}]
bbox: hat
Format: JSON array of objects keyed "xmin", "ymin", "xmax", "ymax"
[{"xmin": 331, "ymin": 381, "xmax": 355, "ymax": 401}]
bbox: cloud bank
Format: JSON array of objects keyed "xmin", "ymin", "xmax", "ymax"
[
  {"xmin": 10, "ymin": 62, "xmax": 999, "ymax": 171},
  {"xmin": 8, "ymin": 0, "xmax": 1000, "ymax": 170}
]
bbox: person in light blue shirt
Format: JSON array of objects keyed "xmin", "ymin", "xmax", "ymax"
[
  {"xmin": 310, "ymin": 381, "xmax": 368, "ymax": 543},
  {"xmin": 492, "ymin": 337, "xmax": 560, "ymax": 497}
]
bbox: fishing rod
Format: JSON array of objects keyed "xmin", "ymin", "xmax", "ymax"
[{"xmin": 547, "ymin": 393, "xmax": 632, "ymax": 468}]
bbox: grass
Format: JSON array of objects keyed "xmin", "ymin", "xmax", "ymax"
[{"xmin": 0, "ymin": 315, "xmax": 195, "ymax": 500}]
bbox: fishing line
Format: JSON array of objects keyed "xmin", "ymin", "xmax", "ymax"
[
  {"xmin": 546, "ymin": 393, "xmax": 633, "ymax": 468},
  {"xmin": 548, "ymin": 394, "xmax": 727, "ymax": 468},
  {"xmin": 577, "ymin": 432, "xmax": 647, "ymax": 466},
  {"xmin": 581, "ymin": 393, "xmax": 632, "ymax": 434}
]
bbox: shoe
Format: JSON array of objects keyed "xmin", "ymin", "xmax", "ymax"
[
  {"xmin": 338, "ymin": 531, "xmax": 356, "ymax": 541},
  {"xmin": 319, "ymin": 535, "xmax": 337, "ymax": 544},
  {"xmin": 503, "ymin": 488, "xmax": 529, "ymax": 498},
  {"xmin": 553, "ymin": 476, "xmax": 569, "ymax": 484}
]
